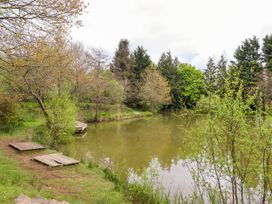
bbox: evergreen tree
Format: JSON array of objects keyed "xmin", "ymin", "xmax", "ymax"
[
  {"xmin": 204, "ymin": 57, "xmax": 218, "ymax": 95},
  {"xmin": 232, "ymin": 36, "xmax": 262, "ymax": 90},
  {"xmin": 111, "ymin": 39, "xmax": 134, "ymax": 104},
  {"xmin": 131, "ymin": 46, "xmax": 152, "ymax": 80},
  {"xmin": 111, "ymin": 39, "xmax": 133, "ymax": 83},
  {"xmin": 128, "ymin": 46, "xmax": 152, "ymax": 107},
  {"xmin": 262, "ymin": 34, "xmax": 272, "ymax": 106},
  {"xmin": 217, "ymin": 55, "xmax": 228, "ymax": 97},
  {"xmin": 157, "ymin": 51, "xmax": 181, "ymax": 108},
  {"xmin": 262, "ymin": 34, "xmax": 272, "ymax": 71}
]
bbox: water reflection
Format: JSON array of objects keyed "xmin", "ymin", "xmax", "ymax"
[
  {"xmin": 128, "ymin": 158, "xmax": 195, "ymax": 199},
  {"xmin": 61, "ymin": 115, "xmax": 206, "ymax": 195}
]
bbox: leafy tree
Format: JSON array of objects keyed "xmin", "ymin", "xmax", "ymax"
[
  {"xmin": 177, "ymin": 64, "xmax": 205, "ymax": 108},
  {"xmin": 87, "ymin": 69, "xmax": 124, "ymax": 121},
  {"xmin": 2, "ymin": 38, "xmax": 74, "ymax": 127},
  {"xmin": 139, "ymin": 66, "xmax": 171, "ymax": 112},
  {"xmin": 157, "ymin": 51, "xmax": 180, "ymax": 108},
  {"xmin": 35, "ymin": 91, "xmax": 77, "ymax": 147},
  {"xmin": 204, "ymin": 57, "xmax": 218, "ymax": 95},
  {"xmin": 0, "ymin": 0, "xmax": 86, "ymax": 64},
  {"xmin": 128, "ymin": 46, "xmax": 152, "ymax": 107},
  {"xmin": 0, "ymin": 93, "xmax": 22, "ymax": 131},
  {"xmin": 232, "ymin": 36, "xmax": 262, "ymax": 91}
]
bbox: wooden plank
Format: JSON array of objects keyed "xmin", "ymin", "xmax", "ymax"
[
  {"xmin": 9, "ymin": 142, "xmax": 45, "ymax": 151},
  {"xmin": 33, "ymin": 153, "xmax": 79, "ymax": 167},
  {"xmin": 48, "ymin": 153, "xmax": 79, "ymax": 165},
  {"xmin": 33, "ymin": 155, "xmax": 62, "ymax": 167}
]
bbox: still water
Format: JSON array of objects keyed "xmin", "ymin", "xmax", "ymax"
[{"xmin": 62, "ymin": 115, "xmax": 206, "ymax": 197}]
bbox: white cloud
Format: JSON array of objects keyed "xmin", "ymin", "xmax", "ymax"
[{"xmin": 71, "ymin": 0, "xmax": 272, "ymax": 70}]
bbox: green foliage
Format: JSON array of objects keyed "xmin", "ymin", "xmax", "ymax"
[
  {"xmin": 87, "ymin": 69, "xmax": 124, "ymax": 121},
  {"xmin": 233, "ymin": 36, "xmax": 262, "ymax": 90},
  {"xmin": 196, "ymin": 95, "xmax": 219, "ymax": 114},
  {"xmin": 128, "ymin": 46, "xmax": 152, "ymax": 107},
  {"xmin": 111, "ymin": 39, "xmax": 133, "ymax": 82},
  {"xmin": 157, "ymin": 51, "xmax": 181, "ymax": 109},
  {"xmin": 263, "ymin": 34, "xmax": 272, "ymax": 71},
  {"xmin": 204, "ymin": 57, "xmax": 217, "ymax": 94},
  {"xmin": 216, "ymin": 55, "xmax": 228, "ymax": 97},
  {"xmin": 186, "ymin": 73, "xmax": 272, "ymax": 203},
  {"xmin": 177, "ymin": 64, "xmax": 205, "ymax": 108},
  {"xmin": 34, "ymin": 91, "xmax": 76, "ymax": 147},
  {"xmin": 0, "ymin": 94, "xmax": 23, "ymax": 131},
  {"xmin": 139, "ymin": 67, "xmax": 171, "ymax": 112}
]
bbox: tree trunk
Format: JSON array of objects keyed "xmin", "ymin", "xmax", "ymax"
[
  {"xmin": 35, "ymin": 95, "xmax": 51, "ymax": 127},
  {"xmin": 95, "ymin": 103, "xmax": 100, "ymax": 122}
]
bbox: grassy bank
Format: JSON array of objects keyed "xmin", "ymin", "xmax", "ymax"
[
  {"xmin": 79, "ymin": 103, "xmax": 153, "ymax": 122},
  {"xmin": 0, "ymin": 102, "xmax": 130, "ymax": 203},
  {"xmin": 0, "ymin": 140, "xmax": 129, "ymax": 204},
  {"xmin": 0, "ymin": 101, "xmax": 158, "ymax": 203}
]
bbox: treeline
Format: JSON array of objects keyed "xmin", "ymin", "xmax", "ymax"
[
  {"xmin": 203, "ymin": 35, "xmax": 272, "ymax": 110},
  {"xmin": 110, "ymin": 39, "xmax": 205, "ymax": 110}
]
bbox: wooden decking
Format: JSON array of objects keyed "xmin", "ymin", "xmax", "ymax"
[
  {"xmin": 33, "ymin": 153, "xmax": 79, "ymax": 167},
  {"xmin": 75, "ymin": 121, "xmax": 87, "ymax": 133},
  {"xmin": 9, "ymin": 142, "xmax": 45, "ymax": 151}
]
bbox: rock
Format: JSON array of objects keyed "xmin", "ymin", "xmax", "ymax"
[
  {"xmin": 15, "ymin": 194, "xmax": 70, "ymax": 204},
  {"xmin": 15, "ymin": 194, "xmax": 32, "ymax": 204}
]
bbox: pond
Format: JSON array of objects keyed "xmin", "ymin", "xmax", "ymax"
[{"xmin": 62, "ymin": 114, "xmax": 206, "ymax": 198}]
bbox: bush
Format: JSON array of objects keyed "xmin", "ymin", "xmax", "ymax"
[
  {"xmin": 33, "ymin": 91, "xmax": 77, "ymax": 147},
  {"xmin": 195, "ymin": 95, "xmax": 219, "ymax": 114},
  {"xmin": 0, "ymin": 94, "xmax": 22, "ymax": 131}
]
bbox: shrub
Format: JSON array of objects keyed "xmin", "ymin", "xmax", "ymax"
[
  {"xmin": 0, "ymin": 94, "xmax": 22, "ymax": 131},
  {"xmin": 34, "ymin": 91, "xmax": 77, "ymax": 147}
]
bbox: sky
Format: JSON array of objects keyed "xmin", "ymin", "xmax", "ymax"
[{"xmin": 71, "ymin": 0, "xmax": 272, "ymax": 70}]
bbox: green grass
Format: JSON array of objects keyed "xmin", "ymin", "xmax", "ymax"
[
  {"xmin": 79, "ymin": 104, "xmax": 153, "ymax": 122},
  {"xmin": 0, "ymin": 150, "xmax": 129, "ymax": 204},
  {"xmin": 0, "ymin": 151, "xmax": 43, "ymax": 203}
]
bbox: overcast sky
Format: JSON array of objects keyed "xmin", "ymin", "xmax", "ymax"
[{"xmin": 71, "ymin": 0, "xmax": 272, "ymax": 70}]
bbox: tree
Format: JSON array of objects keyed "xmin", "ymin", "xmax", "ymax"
[
  {"xmin": 204, "ymin": 57, "xmax": 218, "ymax": 95},
  {"xmin": 111, "ymin": 39, "xmax": 133, "ymax": 83},
  {"xmin": 232, "ymin": 36, "xmax": 262, "ymax": 92},
  {"xmin": 87, "ymin": 69, "xmax": 124, "ymax": 121},
  {"xmin": 70, "ymin": 42, "xmax": 91, "ymax": 101},
  {"xmin": 157, "ymin": 51, "xmax": 181, "ymax": 108},
  {"xmin": 177, "ymin": 64, "xmax": 205, "ymax": 108},
  {"xmin": 0, "ymin": 93, "xmax": 21, "ymax": 131},
  {"xmin": 217, "ymin": 55, "xmax": 228, "ymax": 97},
  {"xmin": 262, "ymin": 35, "xmax": 272, "ymax": 71},
  {"xmin": 261, "ymin": 35, "xmax": 272, "ymax": 107},
  {"xmin": 139, "ymin": 66, "xmax": 171, "ymax": 112},
  {"xmin": 111, "ymin": 39, "xmax": 134, "ymax": 104},
  {"xmin": 128, "ymin": 46, "xmax": 152, "ymax": 107},
  {"xmin": 0, "ymin": 0, "xmax": 86, "ymax": 57},
  {"xmin": 34, "ymin": 91, "xmax": 77, "ymax": 147},
  {"xmin": 87, "ymin": 47, "xmax": 109, "ymax": 69},
  {"xmin": 0, "ymin": 0, "xmax": 86, "ymax": 126},
  {"xmin": 2, "ymin": 38, "xmax": 74, "ymax": 127}
]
